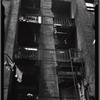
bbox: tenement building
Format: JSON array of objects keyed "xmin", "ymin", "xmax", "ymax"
[{"xmin": 3, "ymin": 0, "xmax": 97, "ymax": 100}]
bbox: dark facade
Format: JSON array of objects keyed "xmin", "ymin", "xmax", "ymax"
[{"xmin": 3, "ymin": 0, "xmax": 96, "ymax": 100}]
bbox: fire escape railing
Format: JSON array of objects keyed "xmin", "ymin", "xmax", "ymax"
[
  {"xmin": 15, "ymin": 47, "xmax": 38, "ymax": 60},
  {"xmin": 14, "ymin": 47, "xmax": 83, "ymax": 62},
  {"xmin": 70, "ymin": 48, "xmax": 83, "ymax": 62},
  {"xmin": 14, "ymin": 47, "xmax": 84, "ymax": 100},
  {"xmin": 19, "ymin": 0, "xmax": 41, "ymax": 23},
  {"xmin": 53, "ymin": 18, "xmax": 75, "ymax": 27},
  {"xmin": 70, "ymin": 48, "xmax": 82, "ymax": 58},
  {"xmin": 56, "ymin": 49, "xmax": 70, "ymax": 62}
]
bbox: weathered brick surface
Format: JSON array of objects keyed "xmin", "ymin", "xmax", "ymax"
[
  {"xmin": 40, "ymin": 0, "xmax": 53, "ymax": 17},
  {"xmin": 42, "ymin": 17, "xmax": 53, "ymax": 25},
  {"xmin": 40, "ymin": 25, "xmax": 53, "ymax": 34},
  {"xmin": 41, "ymin": 2, "xmax": 51, "ymax": 9},
  {"xmin": 39, "ymin": 0, "xmax": 59, "ymax": 99},
  {"xmin": 4, "ymin": 0, "xmax": 20, "ymax": 100},
  {"xmin": 75, "ymin": 0, "xmax": 95, "ymax": 97},
  {"xmin": 41, "ymin": 9, "xmax": 54, "ymax": 17},
  {"xmin": 5, "ymin": 0, "xmax": 20, "ymax": 57}
]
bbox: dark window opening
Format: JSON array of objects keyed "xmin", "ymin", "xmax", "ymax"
[
  {"xmin": 59, "ymin": 79, "xmax": 77, "ymax": 99},
  {"xmin": 54, "ymin": 26, "xmax": 77, "ymax": 49},
  {"xmin": 51, "ymin": 0, "xmax": 71, "ymax": 18},
  {"xmin": 20, "ymin": 0, "xmax": 40, "ymax": 14},
  {"xmin": 17, "ymin": 21, "xmax": 40, "ymax": 48}
]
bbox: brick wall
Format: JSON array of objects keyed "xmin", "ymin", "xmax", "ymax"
[
  {"xmin": 3, "ymin": 0, "xmax": 20, "ymax": 100},
  {"xmin": 75, "ymin": 0, "xmax": 95, "ymax": 97},
  {"xmin": 38, "ymin": 0, "xmax": 59, "ymax": 100}
]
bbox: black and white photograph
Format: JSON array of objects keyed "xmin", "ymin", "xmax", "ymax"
[{"xmin": 2, "ymin": 0, "xmax": 98, "ymax": 100}]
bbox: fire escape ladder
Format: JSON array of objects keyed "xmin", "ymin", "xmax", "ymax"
[
  {"xmin": 69, "ymin": 49, "xmax": 80, "ymax": 100},
  {"xmin": 69, "ymin": 49, "xmax": 90, "ymax": 100}
]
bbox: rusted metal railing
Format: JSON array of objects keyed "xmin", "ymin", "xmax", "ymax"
[
  {"xmin": 56, "ymin": 49, "xmax": 70, "ymax": 62},
  {"xmin": 15, "ymin": 47, "xmax": 83, "ymax": 63},
  {"xmin": 69, "ymin": 49, "xmax": 83, "ymax": 62},
  {"xmin": 15, "ymin": 47, "xmax": 38, "ymax": 60}
]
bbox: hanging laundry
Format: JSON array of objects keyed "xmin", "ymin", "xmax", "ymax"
[
  {"xmin": 78, "ymin": 82, "xmax": 86, "ymax": 100},
  {"xmin": 4, "ymin": 52, "xmax": 15, "ymax": 71},
  {"xmin": 15, "ymin": 66, "xmax": 23, "ymax": 83},
  {"xmin": 64, "ymin": 39, "xmax": 67, "ymax": 44}
]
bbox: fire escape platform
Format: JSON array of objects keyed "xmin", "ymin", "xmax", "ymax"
[{"xmin": 58, "ymin": 71, "xmax": 81, "ymax": 76}]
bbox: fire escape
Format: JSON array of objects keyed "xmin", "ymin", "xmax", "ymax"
[
  {"xmin": 11, "ymin": 0, "xmax": 41, "ymax": 100},
  {"xmin": 9, "ymin": 0, "xmax": 87, "ymax": 100},
  {"xmin": 52, "ymin": 0, "xmax": 86, "ymax": 100}
]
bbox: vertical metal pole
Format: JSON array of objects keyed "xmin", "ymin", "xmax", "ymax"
[{"xmin": 69, "ymin": 49, "xmax": 79, "ymax": 100}]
